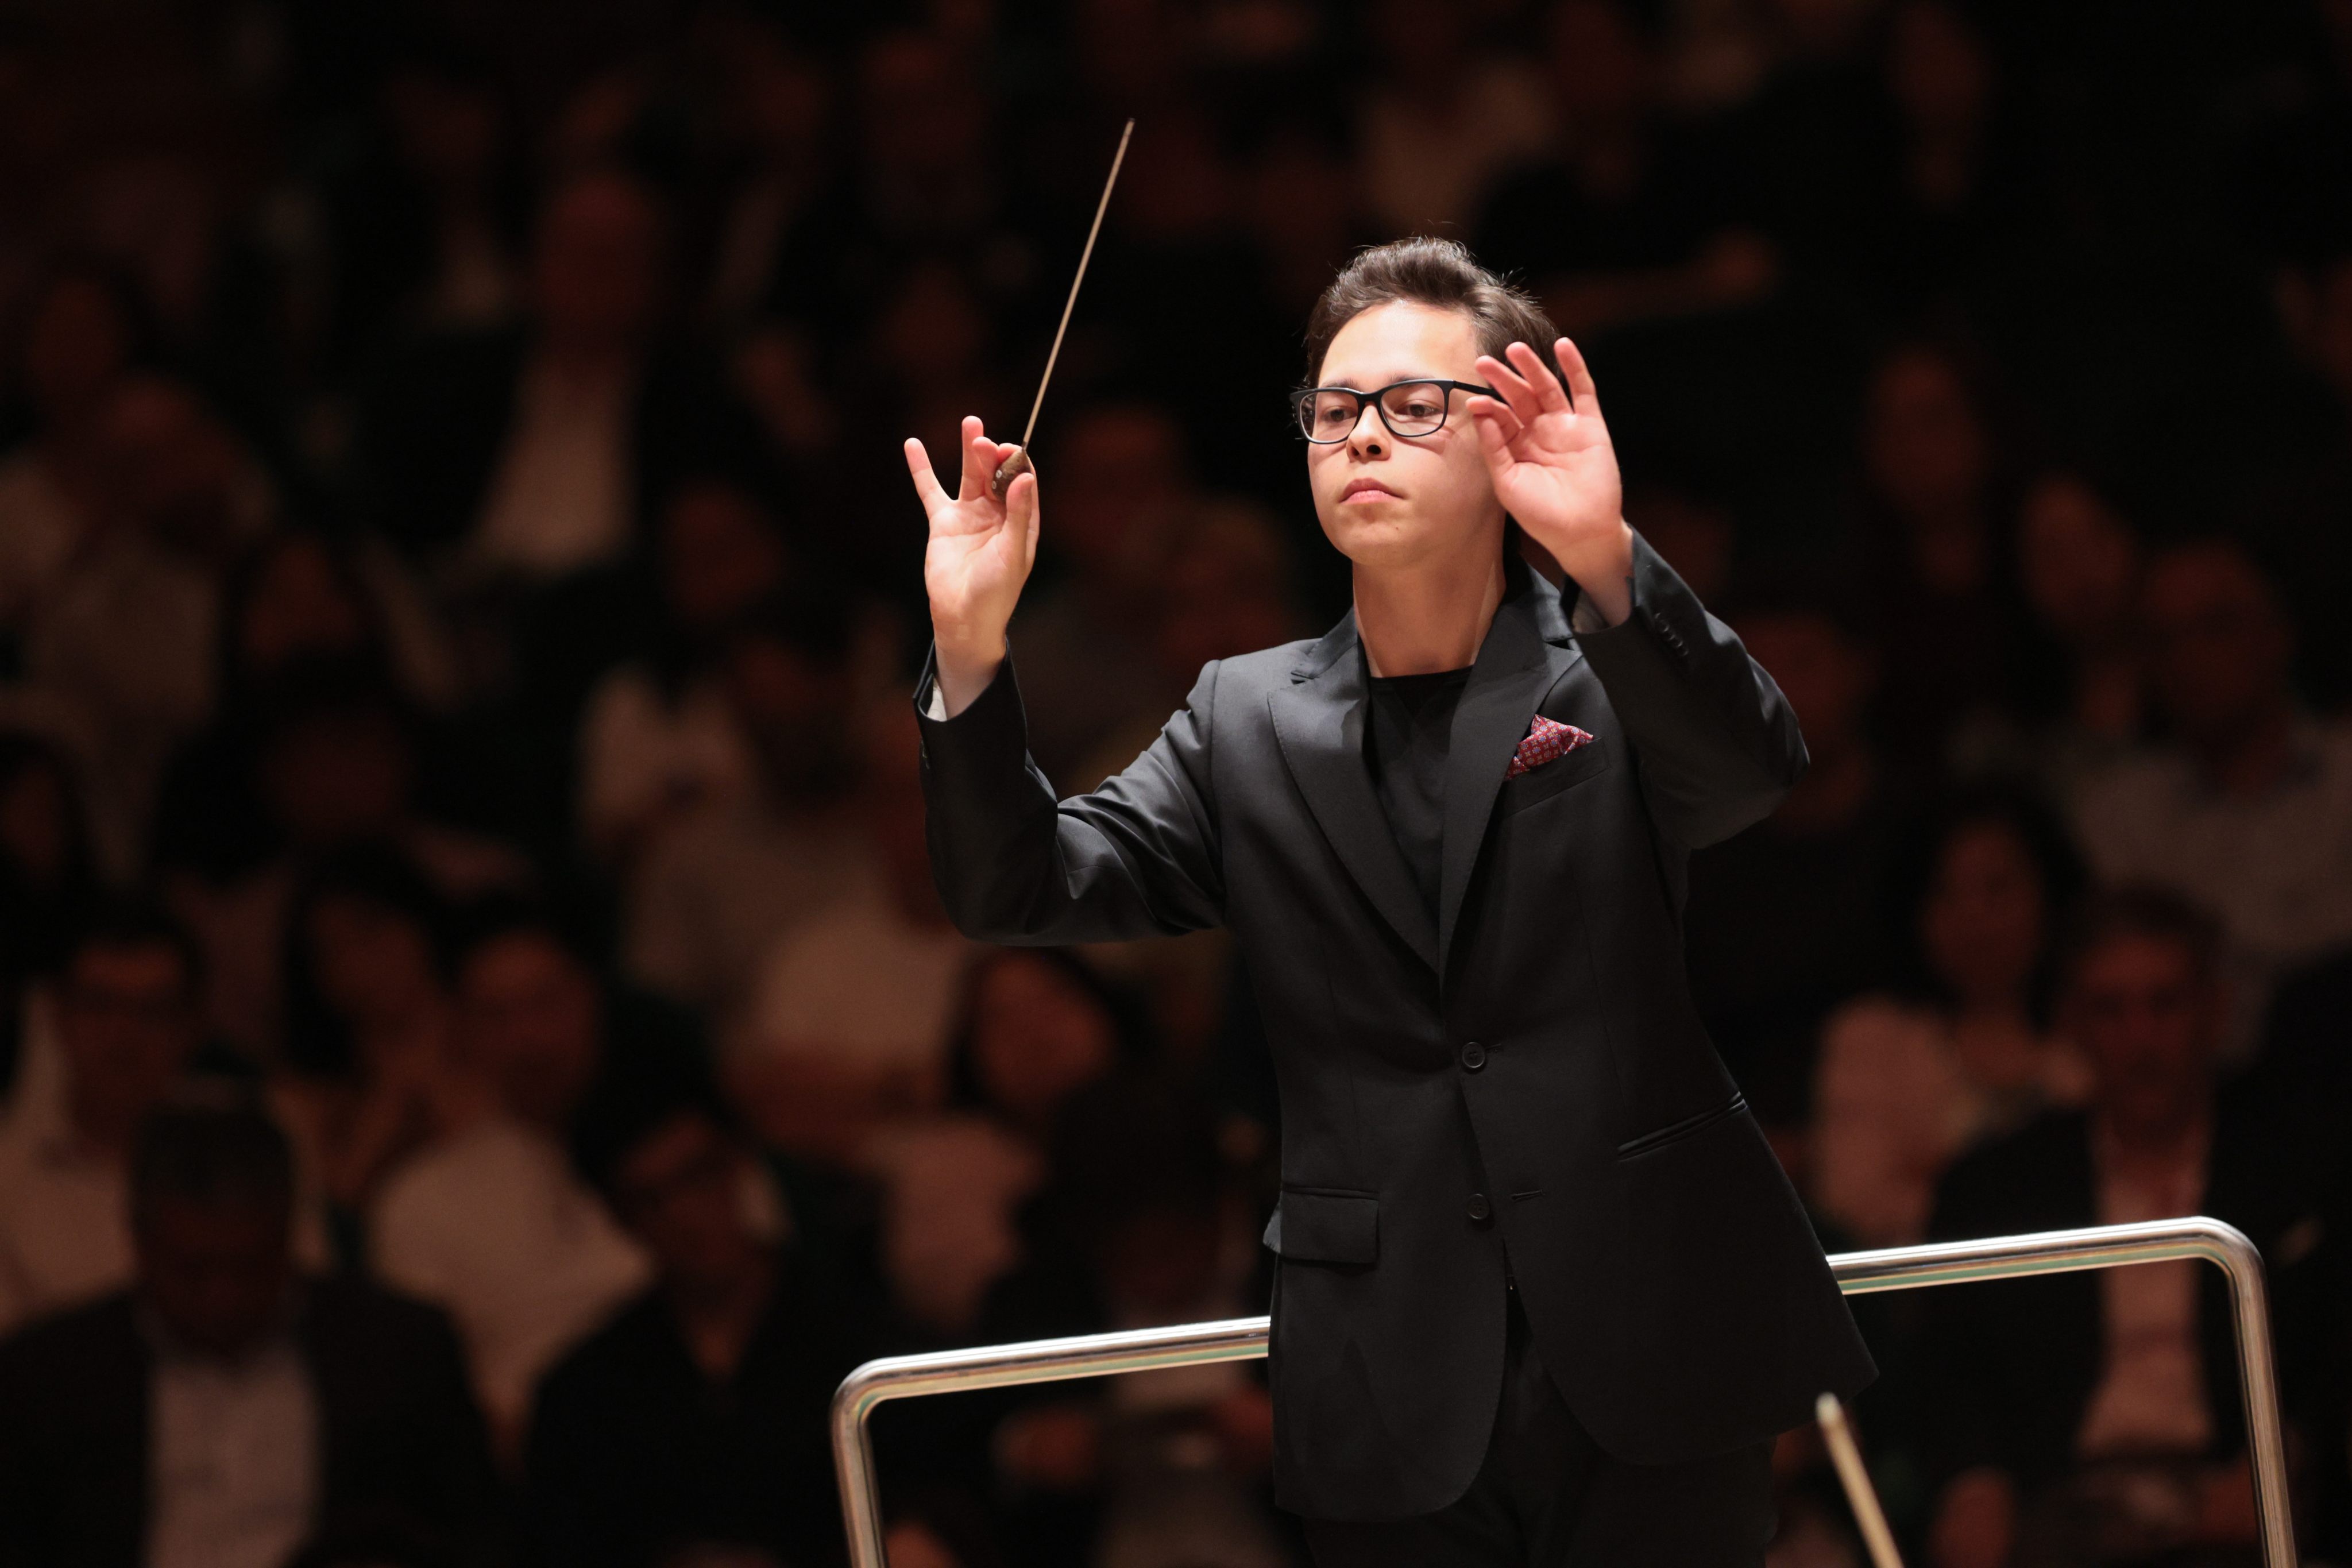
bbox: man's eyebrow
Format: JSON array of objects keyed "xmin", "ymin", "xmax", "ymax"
[{"xmin": 1312, "ymin": 370, "xmax": 1448, "ymax": 388}]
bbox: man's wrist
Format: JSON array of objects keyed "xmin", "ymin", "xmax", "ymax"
[
  {"xmin": 932, "ymin": 634, "xmax": 1007, "ymax": 720},
  {"xmin": 1564, "ymin": 522, "xmax": 1636, "ymax": 625}
]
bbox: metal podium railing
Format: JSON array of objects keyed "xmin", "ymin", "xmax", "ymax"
[{"xmin": 832, "ymin": 1216, "xmax": 2297, "ymax": 1568}]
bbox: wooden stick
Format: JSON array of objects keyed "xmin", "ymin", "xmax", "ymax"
[
  {"xmin": 1818, "ymin": 1393, "xmax": 1907, "ymax": 1568},
  {"xmin": 992, "ymin": 117, "xmax": 1134, "ymax": 498}
]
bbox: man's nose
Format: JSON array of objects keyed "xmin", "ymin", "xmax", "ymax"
[{"xmin": 1345, "ymin": 401, "xmax": 1385, "ymax": 456}]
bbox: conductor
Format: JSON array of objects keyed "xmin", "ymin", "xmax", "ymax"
[{"xmin": 903, "ymin": 237, "xmax": 1874, "ymax": 1567}]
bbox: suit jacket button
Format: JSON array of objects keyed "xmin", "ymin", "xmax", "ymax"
[
  {"xmin": 1467, "ymin": 1192, "xmax": 1493, "ymax": 1224},
  {"xmin": 1460, "ymin": 1041, "xmax": 1486, "ymax": 1072}
]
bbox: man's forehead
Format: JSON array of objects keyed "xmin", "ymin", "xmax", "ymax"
[{"xmin": 1321, "ymin": 300, "xmax": 1480, "ymax": 383}]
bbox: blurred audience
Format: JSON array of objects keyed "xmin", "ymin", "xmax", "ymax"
[
  {"xmin": 1810, "ymin": 790, "xmax": 2089, "ymax": 1248},
  {"xmin": 1475, "ymin": 0, "xmax": 1773, "ymax": 336},
  {"xmin": 574, "ymin": 475, "xmax": 787, "ymax": 868},
  {"xmin": 1990, "ymin": 470, "xmax": 2147, "ymax": 794},
  {"xmin": 2071, "ymin": 538, "xmax": 2352, "ymax": 1057},
  {"xmin": 1855, "ymin": 342, "xmax": 2020, "ymax": 775},
  {"xmin": 729, "ymin": 697, "xmax": 974, "ymax": 1157},
  {"xmin": 526, "ymin": 1081, "xmax": 864, "ymax": 1568},
  {"xmin": 865, "ymin": 947, "xmax": 1139, "ymax": 1339},
  {"xmin": 1917, "ymin": 889, "xmax": 2326, "ymax": 1568},
  {"xmin": 624, "ymin": 585, "xmax": 869, "ymax": 1028},
  {"xmin": 1006, "ymin": 401, "xmax": 1199, "ymax": 791},
  {"xmin": 367, "ymin": 901, "xmax": 671, "ymax": 1444},
  {"xmin": 0, "ymin": 1095, "xmax": 503, "ymax": 1568},
  {"xmin": 1682, "ymin": 590, "xmax": 1905, "ymax": 1125},
  {"xmin": 272, "ymin": 845, "xmax": 486, "ymax": 1241},
  {"xmin": 1, "ymin": 3, "xmax": 2349, "ymax": 1562},
  {"xmin": 0, "ymin": 899, "xmax": 214, "ymax": 1333}
]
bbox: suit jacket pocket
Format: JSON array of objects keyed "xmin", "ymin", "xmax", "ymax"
[
  {"xmin": 1616, "ymin": 1092, "xmax": 1746, "ymax": 1159},
  {"xmin": 1265, "ymin": 1188, "xmax": 1379, "ymax": 1265},
  {"xmin": 1497, "ymin": 735, "xmax": 1611, "ymax": 816}
]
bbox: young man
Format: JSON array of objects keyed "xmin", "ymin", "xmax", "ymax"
[{"xmin": 905, "ymin": 238, "xmax": 1872, "ymax": 1565}]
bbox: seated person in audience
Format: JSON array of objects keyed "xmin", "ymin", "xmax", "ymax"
[
  {"xmin": 1473, "ymin": 0, "xmax": 1772, "ymax": 336},
  {"xmin": 525, "ymin": 1080, "xmax": 872, "ymax": 1568},
  {"xmin": 863, "ymin": 947, "xmax": 1139, "ymax": 1340},
  {"xmin": 0, "ymin": 727, "xmax": 99, "ymax": 999},
  {"xmin": 368, "ymin": 899, "xmax": 683, "ymax": 1446},
  {"xmin": 1680, "ymin": 590, "xmax": 1910, "ymax": 1127},
  {"xmin": 1812, "ymin": 789, "xmax": 2090, "ymax": 1247},
  {"xmin": 172, "ymin": 664, "xmax": 529, "ymax": 1060},
  {"xmin": 977, "ymin": 1071, "xmax": 1283, "ymax": 1568},
  {"xmin": 271, "ymin": 844, "xmax": 491, "ymax": 1250},
  {"xmin": 0, "ymin": 1094, "xmax": 502, "ymax": 1568},
  {"xmin": 1996, "ymin": 470, "xmax": 2147, "ymax": 794},
  {"xmin": 730, "ymin": 696, "xmax": 974, "ymax": 1165},
  {"xmin": 14, "ymin": 372, "xmax": 275, "ymax": 873},
  {"xmin": 152, "ymin": 527, "xmax": 461, "ymax": 889},
  {"xmin": 347, "ymin": 165, "xmax": 767, "ymax": 581},
  {"xmin": 1917, "ymin": 888, "xmax": 2327, "ymax": 1568},
  {"xmin": 576, "ymin": 474, "xmax": 791, "ymax": 868},
  {"xmin": 0, "ymin": 898, "xmax": 213, "ymax": 1333},
  {"xmin": 624, "ymin": 586, "xmax": 871, "ymax": 1029},
  {"xmin": 2071, "ymin": 538, "xmax": 2352, "ymax": 1062}
]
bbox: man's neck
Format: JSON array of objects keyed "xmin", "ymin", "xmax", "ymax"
[
  {"xmin": 2095, "ymin": 1096, "xmax": 2211, "ymax": 1169},
  {"xmin": 1353, "ymin": 554, "xmax": 1508, "ymax": 678},
  {"xmin": 669, "ymin": 1249, "xmax": 775, "ymax": 1384}
]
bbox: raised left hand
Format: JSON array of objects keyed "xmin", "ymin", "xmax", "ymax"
[{"xmin": 1467, "ymin": 338, "xmax": 1633, "ymax": 624}]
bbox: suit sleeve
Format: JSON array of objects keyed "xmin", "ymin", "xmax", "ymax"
[
  {"xmin": 914, "ymin": 648, "xmax": 1226, "ymax": 944},
  {"xmin": 1573, "ymin": 530, "xmax": 1806, "ymax": 849}
]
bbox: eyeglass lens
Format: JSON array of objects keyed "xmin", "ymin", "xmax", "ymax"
[{"xmin": 1298, "ymin": 381, "xmax": 1456, "ymax": 441}]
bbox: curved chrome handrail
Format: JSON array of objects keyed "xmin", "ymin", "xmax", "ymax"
[{"xmin": 832, "ymin": 1216, "xmax": 2296, "ymax": 1568}]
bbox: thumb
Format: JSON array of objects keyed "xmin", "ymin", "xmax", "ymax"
[{"xmin": 1004, "ymin": 470, "xmax": 1040, "ymax": 563}]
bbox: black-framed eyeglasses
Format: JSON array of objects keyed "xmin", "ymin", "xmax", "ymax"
[{"xmin": 1293, "ymin": 379, "xmax": 1495, "ymax": 443}]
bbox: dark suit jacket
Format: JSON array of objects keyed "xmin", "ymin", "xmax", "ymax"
[
  {"xmin": 346, "ymin": 323, "xmax": 774, "ymax": 561},
  {"xmin": 523, "ymin": 1252, "xmax": 868, "ymax": 1568},
  {"xmin": 916, "ymin": 536, "xmax": 1875, "ymax": 1521},
  {"xmin": 0, "ymin": 1277, "xmax": 504, "ymax": 1568},
  {"xmin": 1918, "ymin": 1097, "xmax": 2325, "ymax": 1495}
]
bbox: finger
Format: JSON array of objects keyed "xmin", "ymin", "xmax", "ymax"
[
  {"xmin": 1466, "ymin": 396, "xmax": 1524, "ymax": 446},
  {"xmin": 1005, "ymin": 471, "xmax": 1040, "ymax": 569},
  {"xmin": 905, "ymin": 438, "xmax": 951, "ymax": 519},
  {"xmin": 1508, "ymin": 341, "xmax": 1571, "ymax": 415},
  {"xmin": 1474, "ymin": 352, "xmax": 1542, "ymax": 423},
  {"xmin": 1470, "ymin": 401, "xmax": 1514, "ymax": 466},
  {"xmin": 1555, "ymin": 337, "xmax": 1600, "ymax": 416},
  {"xmin": 956, "ymin": 416, "xmax": 994, "ymax": 502}
]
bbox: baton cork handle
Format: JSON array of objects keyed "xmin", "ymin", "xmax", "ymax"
[{"xmin": 990, "ymin": 446, "xmax": 1033, "ymax": 500}]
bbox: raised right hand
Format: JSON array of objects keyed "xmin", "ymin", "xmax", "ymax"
[{"xmin": 908, "ymin": 415, "xmax": 1038, "ymax": 713}]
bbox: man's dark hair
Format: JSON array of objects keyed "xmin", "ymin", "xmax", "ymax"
[
  {"xmin": 64, "ymin": 894, "xmax": 204, "ymax": 994},
  {"xmin": 1301, "ymin": 237, "xmax": 1563, "ymax": 388},
  {"xmin": 1887, "ymin": 785, "xmax": 2090, "ymax": 1025},
  {"xmin": 2056, "ymin": 885, "xmax": 2224, "ymax": 994},
  {"xmin": 570, "ymin": 1060, "xmax": 739, "ymax": 1200},
  {"xmin": 437, "ymin": 890, "xmax": 598, "ymax": 989},
  {"xmin": 131, "ymin": 1090, "xmax": 296, "ymax": 1230},
  {"xmin": 282, "ymin": 843, "xmax": 453, "ymax": 1077}
]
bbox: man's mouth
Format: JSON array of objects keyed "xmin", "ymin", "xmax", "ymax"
[{"xmin": 1341, "ymin": 480, "xmax": 1400, "ymax": 503}]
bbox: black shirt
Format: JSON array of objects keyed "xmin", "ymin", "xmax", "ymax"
[{"xmin": 1363, "ymin": 662, "xmax": 1473, "ymax": 917}]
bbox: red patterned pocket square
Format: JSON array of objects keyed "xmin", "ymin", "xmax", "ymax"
[{"xmin": 1505, "ymin": 715, "xmax": 1596, "ymax": 779}]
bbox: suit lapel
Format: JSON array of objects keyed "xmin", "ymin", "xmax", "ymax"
[
  {"xmin": 1269, "ymin": 614, "xmax": 1440, "ymax": 972},
  {"xmin": 1437, "ymin": 569, "xmax": 1584, "ymax": 973}
]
